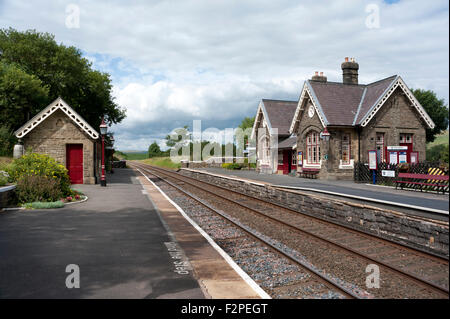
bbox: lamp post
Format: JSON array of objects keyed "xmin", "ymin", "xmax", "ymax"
[
  {"xmin": 99, "ymin": 117, "xmax": 107, "ymax": 187},
  {"xmin": 110, "ymin": 136, "xmax": 115, "ymax": 174}
]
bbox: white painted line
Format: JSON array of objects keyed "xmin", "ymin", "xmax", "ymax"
[
  {"xmin": 272, "ymin": 184, "xmax": 449, "ymax": 216},
  {"xmin": 136, "ymin": 168, "xmax": 271, "ymax": 299}
]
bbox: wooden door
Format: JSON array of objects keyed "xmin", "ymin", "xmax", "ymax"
[
  {"xmin": 66, "ymin": 144, "xmax": 83, "ymax": 184},
  {"xmin": 283, "ymin": 150, "xmax": 290, "ymax": 175}
]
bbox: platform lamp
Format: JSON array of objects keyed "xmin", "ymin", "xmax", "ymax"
[
  {"xmin": 99, "ymin": 117, "xmax": 108, "ymax": 187},
  {"xmin": 321, "ymin": 127, "xmax": 331, "ymax": 141},
  {"xmin": 110, "ymin": 136, "xmax": 115, "ymax": 174}
]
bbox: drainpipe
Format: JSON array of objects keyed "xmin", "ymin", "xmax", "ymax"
[{"xmin": 357, "ymin": 126, "xmax": 361, "ymax": 163}]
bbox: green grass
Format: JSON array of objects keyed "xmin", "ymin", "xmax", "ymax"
[
  {"xmin": 139, "ymin": 157, "xmax": 181, "ymax": 170},
  {"xmin": 23, "ymin": 201, "xmax": 65, "ymax": 209},
  {"xmin": 427, "ymin": 130, "xmax": 449, "ymax": 149},
  {"xmin": 117, "ymin": 151, "xmax": 149, "ymax": 160},
  {"xmin": 426, "ymin": 130, "xmax": 449, "ymax": 164}
]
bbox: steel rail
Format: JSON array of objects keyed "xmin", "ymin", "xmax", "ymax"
[
  {"xmin": 133, "ymin": 162, "xmax": 449, "ymax": 298},
  {"xmin": 133, "ymin": 164, "xmax": 361, "ymax": 299},
  {"xmin": 144, "ymin": 163, "xmax": 449, "ymax": 262}
]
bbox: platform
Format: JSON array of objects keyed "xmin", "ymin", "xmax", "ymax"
[
  {"xmin": 184, "ymin": 168, "xmax": 449, "ymax": 219},
  {"xmin": 0, "ymin": 168, "xmax": 263, "ymax": 299}
]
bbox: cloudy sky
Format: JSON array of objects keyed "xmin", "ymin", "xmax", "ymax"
[{"xmin": 1, "ymin": 0, "xmax": 448, "ymax": 151}]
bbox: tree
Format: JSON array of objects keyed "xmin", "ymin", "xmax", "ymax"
[
  {"xmin": 0, "ymin": 61, "xmax": 49, "ymax": 130},
  {"xmin": 148, "ymin": 142, "xmax": 162, "ymax": 158},
  {"xmin": 236, "ymin": 116, "xmax": 255, "ymax": 153},
  {"xmin": 0, "ymin": 28, "xmax": 126, "ymax": 130},
  {"xmin": 411, "ymin": 88, "xmax": 449, "ymax": 143}
]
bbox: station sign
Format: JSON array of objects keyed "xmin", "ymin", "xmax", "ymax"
[{"xmin": 381, "ymin": 170, "xmax": 396, "ymax": 177}]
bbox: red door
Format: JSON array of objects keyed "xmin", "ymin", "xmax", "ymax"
[
  {"xmin": 283, "ymin": 150, "xmax": 291, "ymax": 174},
  {"xmin": 66, "ymin": 144, "xmax": 83, "ymax": 184}
]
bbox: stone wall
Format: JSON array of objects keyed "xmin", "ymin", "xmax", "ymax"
[
  {"xmin": 180, "ymin": 168, "xmax": 449, "ymax": 257},
  {"xmin": 0, "ymin": 186, "xmax": 16, "ymax": 209},
  {"xmin": 360, "ymin": 87, "xmax": 427, "ymax": 163},
  {"xmin": 22, "ymin": 110, "xmax": 97, "ymax": 184}
]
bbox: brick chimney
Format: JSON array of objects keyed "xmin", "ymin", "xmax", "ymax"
[
  {"xmin": 341, "ymin": 57, "xmax": 359, "ymax": 85},
  {"xmin": 311, "ymin": 71, "xmax": 327, "ymax": 82}
]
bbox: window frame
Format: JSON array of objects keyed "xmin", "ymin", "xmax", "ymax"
[
  {"xmin": 306, "ymin": 132, "xmax": 320, "ymax": 164},
  {"xmin": 341, "ymin": 133, "xmax": 351, "ymax": 165}
]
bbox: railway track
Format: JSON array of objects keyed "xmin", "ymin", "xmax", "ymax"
[{"xmin": 131, "ymin": 162, "xmax": 449, "ymax": 299}]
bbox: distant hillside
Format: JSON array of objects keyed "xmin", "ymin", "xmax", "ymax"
[
  {"xmin": 116, "ymin": 151, "xmax": 148, "ymax": 160},
  {"xmin": 427, "ymin": 130, "xmax": 449, "ymax": 148}
]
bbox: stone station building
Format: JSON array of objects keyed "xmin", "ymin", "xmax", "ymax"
[
  {"xmin": 14, "ymin": 97, "xmax": 101, "ymax": 184},
  {"xmin": 252, "ymin": 58, "xmax": 436, "ymax": 180}
]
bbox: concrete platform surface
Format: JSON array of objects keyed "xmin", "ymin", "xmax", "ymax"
[
  {"xmin": 192, "ymin": 168, "xmax": 449, "ymax": 214},
  {"xmin": 0, "ymin": 169, "xmax": 205, "ymax": 299},
  {"xmin": 136, "ymin": 171, "xmax": 263, "ymax": 299}
]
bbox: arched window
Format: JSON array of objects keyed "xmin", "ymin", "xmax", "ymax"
[{"xmin": 306, "ymin": 131, "xmax": 320, "ymax": 164}]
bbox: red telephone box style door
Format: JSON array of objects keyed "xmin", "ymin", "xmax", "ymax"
[{"xmin": 66, "ymin": 144, "xmax": 83, "ymax": 184}]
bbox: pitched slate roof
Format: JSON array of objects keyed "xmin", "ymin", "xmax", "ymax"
[
  {"xmin": 277, "ymin": 136, "xmax": 297, "ymax": 149},
  {"xmin": 260, "ymin": 99, "xmax": 298, "ymax": 135},
  {"xmin": 308, "ymin": 81, "xmax": 366, "ymax": 126},
  {"xmin": 290, "ymin": 75, "xmax": 435, "ymax": 132},
  {"xmin": 15, "ymin": 97, "xmax": 99, "ymax": 140}
]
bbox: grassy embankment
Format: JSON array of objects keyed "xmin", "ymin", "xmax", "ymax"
[
  {"xmin": 116, "ymin": 151, "xmax": 181, "ymax": 170},
  {"xmin": 426, "ymin": 130, "xmax": 449, "ymax": 164}
]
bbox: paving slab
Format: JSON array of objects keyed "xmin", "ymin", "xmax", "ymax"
[{"xmin": 0, "ymin": 168, "xmax": 204, "ymax": 299}]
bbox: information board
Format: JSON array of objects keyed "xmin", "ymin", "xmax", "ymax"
[
  {"xmin": 389, "ymin": 151, "xmax": 398, "ymax": 164},
  {"xmin": 297, "ymin": 151, "xmax": 303, "ymax": 167},
  {"xmin": 411, "ymin": 152, "xmax": 418, "ymax": 164},
  {"xmin": 399, "ymin": 151, "xmax": 407, "ymax": 163},
  {"xmin": 368, "ymin": 150, "xmax": 377, "ymax": 170}
]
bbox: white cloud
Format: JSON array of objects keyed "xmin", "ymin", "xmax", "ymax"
[{"xmin": 0, "ymin": 0, "xmax": 448, "ymax": 150}]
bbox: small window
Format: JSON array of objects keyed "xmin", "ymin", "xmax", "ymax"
[
  {"xmin": 341, "ymin": 134, "xmax": 350, "ymax": 164},
  {"xmin": 292, "ymin": 152, "xmax": 297, "ymax": 165},
  {"xmin": 400, "ymin": 133, "xmax": 412, "ymax": 143},
  {"xmin": 376, "ymin": 133, "xmax": 385, "ymax": 163},
  {"xmin": 278, "ymin": 153, "xmax": 284, "ymax": 165}
]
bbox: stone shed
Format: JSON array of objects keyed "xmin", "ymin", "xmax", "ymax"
[{"xmin": 14, "ymin": 97, "xmax": 100, "ymax": 184}]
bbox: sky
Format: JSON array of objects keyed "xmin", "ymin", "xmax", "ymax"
[{"xmin": 0, "ymin": 0, "xmax": 448, "ymax": 151}]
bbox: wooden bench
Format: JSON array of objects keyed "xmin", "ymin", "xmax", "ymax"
[
  {"xmin": 395, "ymin": 173, "xmax": 449, "ymax": 194},
  {"xmin": 300, "ymin": 168, "xmax": 320, "ymax": 179}
]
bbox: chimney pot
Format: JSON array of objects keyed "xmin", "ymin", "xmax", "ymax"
[
  {"xmin": 312, "ymin": 71, "xmax": 327, "ymax": 82},
  {"xmin": 341, "ymin": 57, "xmax": 359, "ymax": 85}
]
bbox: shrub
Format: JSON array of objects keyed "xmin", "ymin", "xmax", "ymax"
[
  {"xmin": 222, "ymin": 163, "xmax": 243, "ymax": 170},
  {"xmin": 16, "ymin": 174, "xmax": 63, "ymax": 203},
  {"xmin": 6, "ymin": 153, "xmax": 71, "ymax": 195},
  {"xmin": 0, "ymin": 171, "xmax": 8, "ymax": 186}
]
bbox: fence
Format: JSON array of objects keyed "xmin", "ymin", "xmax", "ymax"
[{"xmin": 354, "ymin": 161, "xmax": 449, "ymax": 193}]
